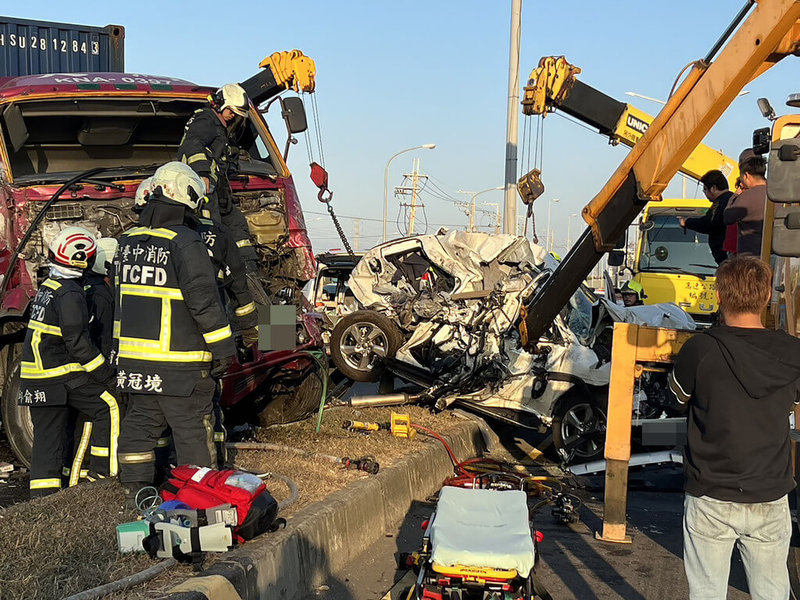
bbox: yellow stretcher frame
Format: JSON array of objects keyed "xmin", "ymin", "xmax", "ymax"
[{"xmin": 431, "ymin": 563, "xmax": 519, "ymax": 581}]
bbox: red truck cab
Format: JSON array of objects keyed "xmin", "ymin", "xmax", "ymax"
[{"xmin": 0, "ymin": 71, "xmax": 322, "ymax": 464}]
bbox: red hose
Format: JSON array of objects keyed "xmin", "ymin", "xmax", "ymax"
[{"xmin": 412, "ymin": 423, "xmax": 524, "ymax": 489}]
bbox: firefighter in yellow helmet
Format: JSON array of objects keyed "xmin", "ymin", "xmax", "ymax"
[
  {"xmin": 115, "ymin": 162, "xmax": 235, "ymax": 498},
  {"xmin": 620, "ymin": 280, "xmax": 646, "ymax": 307},
  {"xmin": 20, "ymin": 226, "xmax": 118, "ymax": 498}
]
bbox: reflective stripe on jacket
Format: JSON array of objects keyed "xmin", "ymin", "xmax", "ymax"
[
  {"xmin": 21, "ymin": 278, "xmax": 111, "ymax": 383},
  {"xmin": 194, "ymin": 217, "xmax": 257, "ymax": 330},
  {"xmin": 114, "ymin": 218, "xmax": 234, "ymax": 396}
]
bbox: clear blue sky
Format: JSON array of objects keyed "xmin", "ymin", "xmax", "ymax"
[{"xmin": 8, "ymin": 1, "xmax": 800, "ymax": 252}]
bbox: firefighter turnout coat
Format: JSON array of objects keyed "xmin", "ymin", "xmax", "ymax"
[
  {"xmin": 20, "ymin": 277, "xmax": 113, "ymax": 398},
  {"xmin": 114, "ymin": 200, "xmax": 235, "ymax": 396},
  {"xmin": 84, "ymin": 273, "xmax": 115, "ymax": 358},
  {"xmin": 177, "ymin": 106, "xmax": 258, "ymax": 267},
  {"xmin": 177, "ymin": 105, "xmax": 228, "ymax": 194},
  {"xmin": 191, "ymin": 215, "xmax": 257, "ymax": 330}
]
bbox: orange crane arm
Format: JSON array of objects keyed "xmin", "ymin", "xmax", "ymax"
[{"xmin": 523, "ymin": 0, "xmax": 800, "ymax": 346}]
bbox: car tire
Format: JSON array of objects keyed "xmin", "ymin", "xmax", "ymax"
[
  {"xmin": 330, "ymin": 311, "xmax": 403, "ymax": 383},
  {"xmin": 1, "ymin": 348, "xmax": 33, "ymax": 467},
  {"xmin": 552, "ymin": 390, "xmax": 608, "ymax": 464}
]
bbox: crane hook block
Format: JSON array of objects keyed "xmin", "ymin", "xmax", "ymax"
[{"xmin": 517, "ymin": 168, "xmax": 544, "ymax": 206}]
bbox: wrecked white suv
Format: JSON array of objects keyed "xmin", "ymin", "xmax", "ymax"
[{"xmin": 329, "ymin": 231, "xmax": 695, "ymax": 462}]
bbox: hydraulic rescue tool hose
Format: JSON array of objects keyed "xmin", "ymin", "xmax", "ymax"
[
  {"xmin": 0, "ymin": 167, "xmax": 122, "ymax": 304},
  {"xmin": 411, "ymin": 423, "xmax": 567, "ymax": 495},
  {"xmin": 63, "ymin": 559, "xmax": 178, "ymax": 600}
]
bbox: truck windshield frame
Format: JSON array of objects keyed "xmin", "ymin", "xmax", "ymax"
[
  {"xmin": 0, "ymin": 96, "xmax": 281, "ymax": 184},
  {"xmin": 638, "ymin": 214, "xmax": 717, "ymax": 277}
]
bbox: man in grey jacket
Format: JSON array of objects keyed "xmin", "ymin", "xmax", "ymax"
[{"xmin": 723, "ymin": 155, "xmax": 766, "ymax": 257}]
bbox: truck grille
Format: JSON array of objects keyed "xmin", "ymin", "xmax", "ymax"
[
  {"xmin": 27, "ymin": 202, "xmax": 84, "ymax": 221},
  {"xmin": 46, "ymin": 203, "xmax": 84, "ymax": 221}
]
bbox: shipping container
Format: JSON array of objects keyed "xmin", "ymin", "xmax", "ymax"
[{"xmin": 0, "ymin": 16, "xmax": 124, "ymax": 77}]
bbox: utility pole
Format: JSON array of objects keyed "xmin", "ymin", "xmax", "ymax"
[
  {"xmin": 408, "ymin": 158, "xmax": 420, "ymax": 235},
  {"xmin": 395, "ymin": 158, "xmax": 428, "ymax": 236},
  {"xmin": 503, "ymin": 0, "xmax": 522, "ymax": 234},
  {"xmin": 484, "ymin": 202, "xmax": 501, "ymax": 234},
  {"xmin": 457, "ymin": 186, "xmax": 503, "ymax": 233},
  {"xmin": 353, "ymin": 218, "xmax": 361, "ymax": 250}
]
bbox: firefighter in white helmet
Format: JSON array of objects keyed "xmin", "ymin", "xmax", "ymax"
[
  {"xmin": 20, "ymin": 226, "xmax": 119, "ymax": 497},
  {"xmin": 115, "ymin": 162, "xmax": 235, "ymax": 498},
  {"xmin": 134, "ymin": 173, "xmax": 257, "ymax": 469},
  {"xmin": 176, "ymin": 83, "xmax": 259, "ymax": 272}
]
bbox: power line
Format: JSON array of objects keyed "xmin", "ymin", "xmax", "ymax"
[{"xmin": 305, "ymin": 210, "xmax": 463, "ymax": 229}]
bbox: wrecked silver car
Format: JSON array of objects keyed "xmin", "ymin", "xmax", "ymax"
[{"xmin": 329, "ymin": 231, "xmax": 695, "ymax": 462}]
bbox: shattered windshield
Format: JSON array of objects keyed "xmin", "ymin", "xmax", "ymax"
[
  {"xmin": 566, "ymin": 285, "xmax": 595, "ymax": 341},
  {"xmin": 0, "ymin": 97, "xmax": 279, "ymax": 183},
  {"xmin": 639, "ymin": 215, "xmax": 717, "ymax": 276}
]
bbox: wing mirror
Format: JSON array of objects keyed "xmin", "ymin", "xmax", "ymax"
[
  {"xmin": 607, "ymin": 250, "xmax": 625, "ymax": 267},
  {"xmin": 280, "ymin": 96, "xmax": 307, "ymax": 134},
  {"xmin": 654, "ymin": 246, "xmax": 669, "ymax": 261}
]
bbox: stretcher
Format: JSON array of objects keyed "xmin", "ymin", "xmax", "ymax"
[{"xmin": 409, "ymin": 486, "xmax": 549, "ymax": 600}]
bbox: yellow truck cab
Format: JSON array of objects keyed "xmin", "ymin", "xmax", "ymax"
[{"xmin": 633, "ymin": 198, "xmax": 718, "ymax": 323}]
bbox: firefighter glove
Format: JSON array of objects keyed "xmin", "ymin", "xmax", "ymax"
[
  {"xmin": 242, "ymin": 326, "xmax": 259, "ymax": 348},
  {"xmin": 211, "ymin": 356, "xmax": 234, "ymax": 378}
]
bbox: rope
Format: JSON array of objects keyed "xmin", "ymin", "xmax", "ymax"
[{"xmin": 300, "ymin": 93, "xmax": 315, "ymax": 166}]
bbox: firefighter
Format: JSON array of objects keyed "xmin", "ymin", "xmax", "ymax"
[
  {"xmin": 85, "ymin": 237, "xmax": 118, "ymax": 358},
  {"xmin": 620, "ymin": 280, "xmax": 646, "ymax": 307},
  {"xmin": 20, "ymin": 227, "xmax": 118, "ymax": 498},
  {"xmin": 191, "ymin": 213, "xmax": 259, "ymax": 466},
  {"xmin": 116, "ymin": 162, "xmax": 235, "ymax": 497},
  {"xmin": 133, "ymin": 177, "xmax": 257, "ymax": 469},
  {"xmin": 177, "ymin": 83, "xmax": 259, "ymax": 272},
  {"xmin": 66, "ymin": 236, "xmax": 120, "ymax": 487}
]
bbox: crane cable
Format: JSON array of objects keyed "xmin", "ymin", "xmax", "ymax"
[{"xmin": 300, "ymin": 91, "xmax": 355, "ymax": 256}]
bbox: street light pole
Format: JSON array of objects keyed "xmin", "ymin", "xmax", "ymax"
[
  {"xmin": 470, "ymin": 186, "xmax": 503, "ymax": 232},
  {"xmin": 383, "ymin": 144, "xmax": 435, "ymax": 242},
  {"xmin": 547, "ymin": 198, "xmax": 560, "ymax": 251},
  {"xmin": 567, "ymin": 213, "xmax": 578, "ymax": 250}
]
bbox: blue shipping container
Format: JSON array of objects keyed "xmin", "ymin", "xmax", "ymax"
[{"xmin": 0, "ymin": 17, "xmax": 124, "ymax": 76}]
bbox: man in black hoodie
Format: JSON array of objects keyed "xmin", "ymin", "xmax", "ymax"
[{"xmin": 669, "ymin": 256, "xmax": 800, "ymax": 598}]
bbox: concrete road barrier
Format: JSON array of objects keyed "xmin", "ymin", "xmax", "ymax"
[{"xmin": 166, "ymin": 421, "xmax": 483, "ymax": 600}]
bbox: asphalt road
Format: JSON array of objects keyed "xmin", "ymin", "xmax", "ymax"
[{"xmin": 312, "ymin": 462, "xmax": 761, "ymax": 600}]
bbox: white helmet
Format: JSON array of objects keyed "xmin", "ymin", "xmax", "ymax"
[
  {"xmin": 134, "ymin": 176, "xmax": 154, "ymax": 208},
  {"xmin": 49, "ymin": 226, "xmax": 97, "ymax": 270},
  {"xmin": 150, "ymin": 162, "xmax": 206, "ymax": 209},
  {"xmin": 216, "ymin": 83, "xmax": 249, "ymax": 118},
  {"xmin": 92, "ymin": 237, "xmax": 118, "ymax": 276}
]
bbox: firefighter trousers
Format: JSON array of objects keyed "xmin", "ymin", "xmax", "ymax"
[
  {"xmin": 29, "ymin": 382, "xmax": 119, "ymax": 498},
  {"xmin": 118, "ymin": 377, "xmax": 216, "ymax": 485},
  {"xmin": 154, "ymin": 379, "xmax": 226, "ymax": 475}
]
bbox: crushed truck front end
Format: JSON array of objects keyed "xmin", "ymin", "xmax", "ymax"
[{"xmin": 0, "ymin": 71, "xmax": 319, "ymax": 464}]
